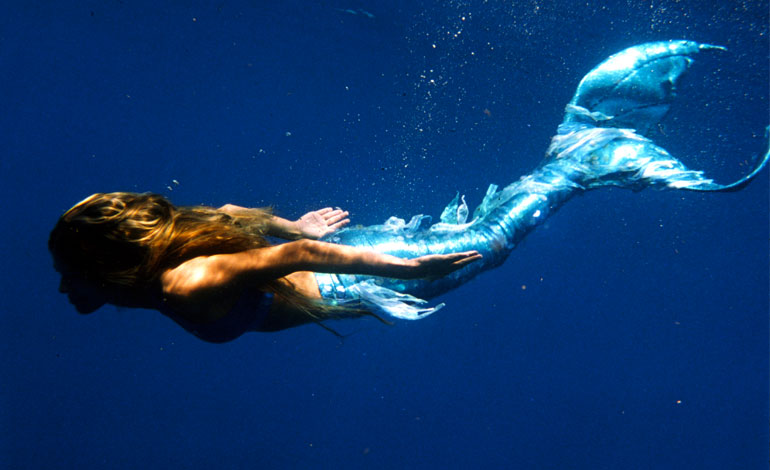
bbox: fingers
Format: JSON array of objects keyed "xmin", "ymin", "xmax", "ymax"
[
  {"xmin": 414, "ymin": 251, "xmax": 482, "ymax": 278},
  {"xmin": 322, "ymin": 209, "xmax": 349, "ymax": 226},
  {"xmin": 328, "ymin": 218, "xmax": 350, "ymax": 230},
  {"xmin": 312, "ymin": 208, "xmax": 350, "ymax": 228},
  {"xmin": 449, "ymin": 251, "xmax": 482, "ymax": 268},
  {"xmin": 453, "ymin": 253, "xmax": 482, "ymax": 268},
  {"xmin": 441, "ymin": 250, "xmax": 481, "ymax": 262},
  {"xmin": 453, "ymin": 250, "xmax": 480, "ymax": 258}
]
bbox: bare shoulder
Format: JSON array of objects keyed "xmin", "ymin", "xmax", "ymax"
[
  {"xmin": 160, "ymin": 256, "xmax": 244, "ymax": 322},
  {"xmin": 161, "ymin": 256, "xmax": 220, "ymax": 298},
  {"xmin": 159, "ymin": 243, "xmax": 294, "ymax": 298}
]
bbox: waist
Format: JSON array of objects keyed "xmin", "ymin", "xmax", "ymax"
[{"xmin": 169, "ymin": 290, "xmax": 274, "ymax": 343}]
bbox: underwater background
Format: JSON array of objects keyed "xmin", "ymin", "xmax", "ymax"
[{"xmin": 2, "ymin": 1, "xmax": 768, "ymax": 468}]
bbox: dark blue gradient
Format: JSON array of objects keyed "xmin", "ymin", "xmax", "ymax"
[{"xmin": 2, "ymin": 1, "xmax": 767, "ymax": 468}]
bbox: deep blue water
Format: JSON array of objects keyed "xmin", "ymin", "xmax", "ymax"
[{"xmin": 2, "ymin": 1, "xmax": 768, "ymax": 468}]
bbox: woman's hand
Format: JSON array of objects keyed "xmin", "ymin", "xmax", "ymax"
[
  {"xmin": 408, "ymin": 251, "xmax": 482, "ymax": 279},
  {"xmin": 220, "ymin": 204, "xmax": 350, "ymax": 240},
  {"xmin": 295, "ymin": 208, "xmax": 350, "ymax": 240}
]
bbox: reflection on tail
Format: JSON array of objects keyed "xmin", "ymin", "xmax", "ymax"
[
  {"xmin": 316, "ymin": 40, "xmax": 769, "ymax": 319},
  {"xmin": 561, "ymin": 40, "xmax": 769, "ymax": 192}
]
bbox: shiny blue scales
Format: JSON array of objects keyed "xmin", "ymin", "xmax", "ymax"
[{"xmin": 315, "ymin": 40, "xmax": 770, "ymax": 320}]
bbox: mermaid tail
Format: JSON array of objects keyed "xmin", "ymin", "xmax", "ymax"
[
  {"xmin": 316, "ymin": 40, "xmax": 769, "ymax": 319},
  {"xmin": 560, "ymin": 40, "xmax": 769, "ymax": 192}
]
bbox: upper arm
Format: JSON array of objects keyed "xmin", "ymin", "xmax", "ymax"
[
  {"xmin": 160, "ymin": 239, "xmax": 415, "ymax": 301},
  {"xmin": 160, "ymin": 243, "xmax": 300, "ymax": 300}
]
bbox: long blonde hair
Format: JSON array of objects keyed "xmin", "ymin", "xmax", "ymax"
[{"xmin": 49, "ymin": 192, "xmax": 368, "ymax": 323}]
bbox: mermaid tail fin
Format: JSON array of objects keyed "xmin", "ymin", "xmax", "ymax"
[
  {"xmin": 317, "ymin": 40, "xmax": 767, "ymax": 319},
  {"xmin": 557, "ymin": 40, "xmax": 769, "ymax": 192},
  {"xmin": 564, "ymin": 40, "xmax": 722, "ymax": 135}
]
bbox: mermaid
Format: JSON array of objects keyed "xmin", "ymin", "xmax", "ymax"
[{"xmin": 50, "ymin": 41, "xmax": 768, "ymax": 342}]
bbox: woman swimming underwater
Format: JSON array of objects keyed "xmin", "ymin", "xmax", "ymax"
[
  {"xmin": 49, "ymin": 194, "xmax": 481, "ymax": 341},
  {"xmin": 50, "ymin": 41, "xmax": 768, "ymax": 342}
]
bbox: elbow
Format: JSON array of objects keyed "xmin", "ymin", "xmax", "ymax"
[
  {"xmin": 282, "ymin": 239, "xmax": 334, "ymax": 272},
  {"xmin": 285, "ymin": 238, "xmax": 319, "ymax": 264}
]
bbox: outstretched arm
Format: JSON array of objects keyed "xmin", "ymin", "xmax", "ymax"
[
  {"xmin": 219, "ymin": 204, "xmax": 349, "ymax": 240},
  {"xmin": 161, "ymin": 239, "xmax": 481, "ymax": 299},
  {"xmin": 268, "ymin": 208, "xmax": 350, "ymax": 240}
]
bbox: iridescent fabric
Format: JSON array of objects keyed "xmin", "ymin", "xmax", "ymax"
[{"xmin": 316, "ymin": 41, "xmax": 769, "ymax": 320}]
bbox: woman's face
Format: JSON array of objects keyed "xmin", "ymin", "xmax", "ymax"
[{"xmin": 58, "ymin": 273, "xmax": 106, "ymax": 314}]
